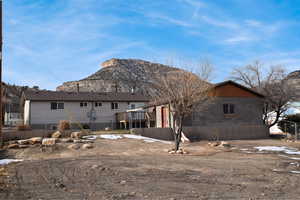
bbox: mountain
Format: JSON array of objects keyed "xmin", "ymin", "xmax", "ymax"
[
  {"xmin": 56, "ymin": 58, "xmax": 184, "ymax": 94},
  {"xmin": 286, "ymin": 70, "xmax": 300, "ymax": 100}
]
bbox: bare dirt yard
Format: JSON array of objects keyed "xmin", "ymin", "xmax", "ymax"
[{"xmin": 0, "ymin": 135, "xmax": 300, "ymax": 200}]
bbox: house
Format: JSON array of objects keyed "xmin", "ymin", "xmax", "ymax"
[
  {"xmin": 22, "ymin": 91, "xmax": 149, "ymax": 130},
  {"xmin": 145, "ymin": 80, "xmax": 268, "ymax": 140}
]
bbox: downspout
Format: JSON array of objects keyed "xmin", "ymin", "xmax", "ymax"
[{"xmin": 29, "ymin": 100, "xmax": 31, "ymax": 125}]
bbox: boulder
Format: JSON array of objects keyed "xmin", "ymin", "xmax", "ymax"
[
  {"xmin": 17, "ymin": 139, "xmax": 30, "ymax": 145},
  {"xmin": 73, "ymin": 139, "xmax": 93, "ymax": 143},
  {"xmin": 68, "ymin": 144, "xmax": 80, "ymax": 150},
  {"xmin": 219, "ymin": 141, "xmax": 231, "ymax": 148},
  {"xmin": 82, "ymin": 143, "xmax": 93, "ymax": 149},
  {"xmin": 208, "ymin": 142, "xmax": 221, "ymax": 147},
  {"xmin": 29, "ymin": 137, "xmax": 42, "ymax": 144},
  {"xmin": 71, "ymin": 131, "xmax": 86, "ymax": 139},
  {"xmin": 105, "ymin": 127, "xmax": 112, "ymax": 131},
  {"xmin": 7, "ymin": 144, "xmax": 19, "ymax": 149},
  {"xmin": 8, "ymin": 140, "xmax": 17, "ymax": 145},
  {"xmin": 42, "ymin": 138, "xmax": 57, "ymax": 146},
  {"xmin": 52, "ymin": 131, "xmax": 62, "ymax": 138},
  {"xmin": 58, "ymin": 138, "xmax": 73, "ymax": 143}
]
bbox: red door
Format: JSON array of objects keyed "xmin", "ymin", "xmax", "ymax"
[{"xmin": 161, "ymin": 107, "xmax": 169, "ymax": 128}]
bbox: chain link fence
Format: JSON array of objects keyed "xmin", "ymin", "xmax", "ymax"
[{"xmin": 279, "ymin": 120, "xmax": 299, "ymax": 140}]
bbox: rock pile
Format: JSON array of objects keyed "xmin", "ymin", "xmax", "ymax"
[
  {"xmin": 168, "ymin": 148, "xmax": 188, "ymax": 154},
  {"xmin": 5, "ymin": 130, "xmax": 93, "ymax": 149},
  {"xmin": 208, "ymin": 141, "xmax": 231, "ymax": 148}
]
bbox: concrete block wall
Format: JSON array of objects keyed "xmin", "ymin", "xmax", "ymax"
[{"xmin": 131, "ymin": 125, "xmax": 269, "ymax": 141}]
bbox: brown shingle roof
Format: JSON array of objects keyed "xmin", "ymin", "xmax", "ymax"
[{"xmin": 23, "ymin": 91, "xmax": 150, "ymax": 102}]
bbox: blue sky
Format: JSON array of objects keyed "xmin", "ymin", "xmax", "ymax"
[{"xmin": 4, "ymin": 0, "xmax": 300, "ymax": 90}]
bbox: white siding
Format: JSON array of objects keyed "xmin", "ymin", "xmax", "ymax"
[
  {"xmin": 29, "ymin": 101, "xmax": 146, "ymax": 125},
  {"xmin": 24, "ymin": 100, "xmax": 30, "ymax": 125}
]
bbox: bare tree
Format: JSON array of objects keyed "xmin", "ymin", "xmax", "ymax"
[
  {"xmin": 231, "ymin": 61, "xmax": 295, "ymax": 128},
  {"xmin": 150, "ymin": 62, "xmax": 214, "ymax": 151}
]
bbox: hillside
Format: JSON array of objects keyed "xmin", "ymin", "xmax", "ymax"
[
  {"xmin": 286, "ymin": 70, "xmax": 300, "ymax": 99},
  {"xmin": 56, "ymin": 58, "xmax": 184, "ymax": 94}
]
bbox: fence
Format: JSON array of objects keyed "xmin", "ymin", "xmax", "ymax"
[
  {"xmin": 279, "ymin": 120, "xmax": 299, "ymax": 140},
  {"xmin": 116, "ymin": 111, "xmax": 149, "ymax": 129}
]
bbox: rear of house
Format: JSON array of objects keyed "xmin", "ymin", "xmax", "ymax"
[
  {"xmin": 151, "ymin": 81, "xmax": 268, "ymax": 140},
  {"xmin": 22, "ymin": 91, "xmax": 149, "ymax": 130}
]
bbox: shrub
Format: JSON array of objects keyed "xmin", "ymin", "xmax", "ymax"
[
  {"xmin": 82, "ymin": 124, "xmax": 90, "ymax": 129},
  {"xmin": 17, "ymin": 125, "xmax": 31, "ymax": 131},
  {"xmin": 278, "ymin": 114, "xmax": 300, "ymax": 135},
  {"xmin": 58, "ymin": 120, "xmax": 70, "ymax": 132}
]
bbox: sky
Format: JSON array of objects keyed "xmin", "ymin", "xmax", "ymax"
[{"xmin": 4, "ymin": 0, "xmax": 300, "ymax": 90}]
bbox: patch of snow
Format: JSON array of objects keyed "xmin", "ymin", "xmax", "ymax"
[
  {"xmin": 279, "ymin": 155, "xmax": 300, "ymax": 160},
  {"xmin": 123, "ymin": 134, "xmax": 172, "ymax": 144},
  {"xmin": 290, "ymin": 171, "xmax": 300, "ymax": 174},
  {"xmin": 289, "ymin": 162, "xmax": 299, "ymax": 166},
  {"xmin": 0, "ymin": 159, "xmax": 23, "ymax": 165},
  {"xmin": 82, "ymin": 135, "xmax": 99, "ymax": 140},
  {"xmin": 81, "ymin": 134, "xmax": 172, "ymax": 144},
  {"xmin": 269, "ymin": 125, "xmax": 283, "ymax": 134},
  {"xmin": 99, "ymin": 135, "xmax": 123, "ymax": 140},
  {"xmin": 289, "ymin": 157, "xmax": 300, "ymax": 160},
  {"xmin": 254, "ymin": 146, "xmax": 300, "ymax": 155}
]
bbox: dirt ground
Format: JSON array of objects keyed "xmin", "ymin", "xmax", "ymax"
[{"xmin": 0, "ymin": 136, "xmax": 300, "ymax": 200}]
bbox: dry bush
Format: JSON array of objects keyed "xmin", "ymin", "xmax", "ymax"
[
  {"xmin": 17, "ymin": 125, "xmax": 31, "ymax": 131},
  {"xmin": 58, "ymin": 120, "xmax": 70, "ymax": 132}
]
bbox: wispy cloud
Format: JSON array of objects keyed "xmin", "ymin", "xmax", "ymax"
[
  {"xmin": 145, "ymin": 12, "xmax": 194, "ymax": 27},
  {"xmin": 200, "ymin": 15, "xmax": 239, "ymax": 29},
  {"xmin": 224, "ymin": 35, "xmax": 256, "ymax": 44}
]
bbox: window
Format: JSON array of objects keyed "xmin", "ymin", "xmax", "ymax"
[
  {"xmin": 95, "ymin": 102, "xmax": 102, "ymax": 107},
  {"xmin": 130, "ymin": 104, "xmax": 135, "ymax": 109},
  {"xmin": 58, "ymin": 102, "xmax": 64, "ymax": 109},
  {"xmin": 51, "ymin": 102, "xmax": 57, "ymax": 110},
  {"xmin": 111, "ymin": 102, "xmax": 118, "ymax": 110},
  {"xmin": 51, "ymin": 102, "xmax": 64, "ymax": 110},
  {"xmin": 223, "ymin": 104, "xmax": 235, "ymax": 114},
  {"xmin": 80, "ymin": 102, "xmax": 88, "ymax": 107}
]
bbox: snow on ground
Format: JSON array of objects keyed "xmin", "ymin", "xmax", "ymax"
[
  {"xmin": 290, "ymin": 171, "xmax": 300, "ymax": 174},
  {"xmin": 122, "ymin": 134, "xmax": 172, "ymax": 144},
  {"xmin": 269, "ymin": 125, "xmax": 283, "ymax": 134},
  {"xmin": 82, "ymin": 134, "xmax": 172, "ymax": 144},
  {"xmin": 254, "ymin": 146, "xmax": 300, "ymax": 155},
  {"xmin": 0, "ymin": 159, "xmax": 23, "ymax": 165},
  {"xmin": 99, "ymin": 135, "xmax": 123, "ymax": 140}
]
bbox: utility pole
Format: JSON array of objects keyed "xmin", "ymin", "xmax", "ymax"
[{"xmin": 0, "ymin": 0, "xmax": 3, "ymax": 147}]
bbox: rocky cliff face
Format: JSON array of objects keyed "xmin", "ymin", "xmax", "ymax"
[
  {"xmin": 287, "ymin": 70, "xmax": 300, "ymax": 99},
  {"xmin": 56, "ymin": 58, "xmax": 183, "ymax": 94}
]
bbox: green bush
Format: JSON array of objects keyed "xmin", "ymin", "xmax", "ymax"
[{"xmin": 278, "ymin": 114, "xmax": 300, "ymax": 135}]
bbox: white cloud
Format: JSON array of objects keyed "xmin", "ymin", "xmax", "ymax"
[
  {"xmin": 145, "ymin": 12, "xmax": 194, "ymax": 27},
  {"xmin": 224, "ymin": 35, "xmax": 256, "ymax": 44},
  {"xmin": 245, "ymin": 19, "xmax": 262, "ymax": 27},
  {"xmin": 181, "ymin": 0, "xmax": 205, "ymax": 8},
  {"xmin": 201, "ymin": 16, "xmax": 239, "ymax": 29}
]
